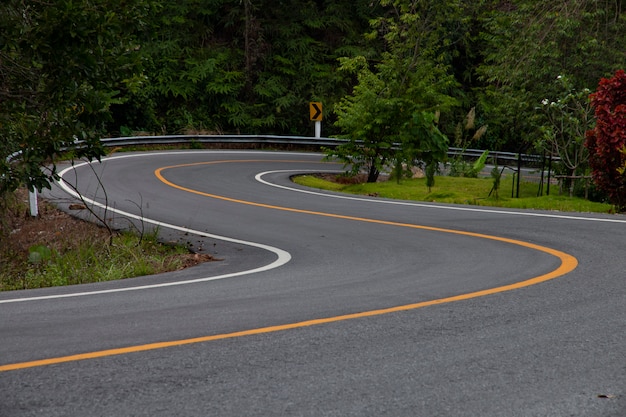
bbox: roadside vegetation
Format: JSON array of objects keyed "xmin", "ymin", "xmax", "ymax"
[
  {"xmin": 0, "ymin": 189, "xmax": 214, "ymax": 291},
  {"xmin": 293, "ymin": 174, "xmax": 614, "ymax": 214}
]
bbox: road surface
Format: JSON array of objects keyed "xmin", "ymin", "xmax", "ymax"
[{"xmin": 1, "ymin": 150, "xmax": 624, "ymax": 416}]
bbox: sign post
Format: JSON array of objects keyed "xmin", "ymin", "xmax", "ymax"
[{"xmin": 309, "ymin": 102, "xmax": 323, "ymax": 138}]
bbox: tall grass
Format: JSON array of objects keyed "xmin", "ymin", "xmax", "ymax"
[{"xmin": 2, "ymin": 230, "xmax": 191, "ymax": 291}]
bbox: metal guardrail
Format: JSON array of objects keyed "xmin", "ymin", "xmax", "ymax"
[
  {"xmin": 100, "ymin": 134, "xmax": 349, "ymax": 149},
  {"xmin": 446, "ymin": 147, "xmax": 548, "ymax": 164},
  {"xmin": 100, "ymin": 135, "xmax": 550, "ymax": 165}
]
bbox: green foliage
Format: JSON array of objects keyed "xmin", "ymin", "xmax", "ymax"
[
  {"xmin": 329, "ymin": 0, "xmax": 460, "ymax": 182},
  {"xmin": 464, "ymin": 150, "xmax": 490, "ymax": 178},
  {"xmin": 425, "ymin": 162, "xmax": 437, "ymax": 192},
  {"xmin": 330, "ymin": 56, "xmax": 398, "ymax": 182},
  {"xmin": 490, "ymin": 165, "xmax": 502, "ymax": 199},
  {"xmin": 2, "ymin": 229, "xmax": 193, "ymax": 291},
  {"xmin": 0, "ymin": 0, "xmax": 147, "ymax": 195},
  {"xmin": 116, "ymin": 0, "xmax": 378, "ymax": 135},
  {"xmin": 28, "ymin": 245, "xmax": 54, "ymax": 266},
  {"xmin": 537, "ymin": 75, "xmax": 593, "ymax": 180},
  {"xmin": 448, "ymin": 107, "xmax": 488, "ymax": 176},
  {"xmin": 477, "ymin": 0, "xmax": 626, "ymax": 151},
  {"xmin": 330, "ymin": 57, "xmax": 452, "ymax": 182},
  {"xmin": 404, "ymin": 112, "xmax": 449, "ymax": 160},
  {"xmin": 403, "ymin": 111, "xmax": 449, "ymax": 189},
  {"xmin": 3, "ymin": 0, "xmax": 626, "ymax": 196}
]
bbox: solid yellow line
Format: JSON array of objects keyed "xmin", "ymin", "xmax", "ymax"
[{"xmin": 0, "ymin": 160, "xmax": 578, "ymax": 372}]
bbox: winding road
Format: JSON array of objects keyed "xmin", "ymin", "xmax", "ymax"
[{"xmin": 1, "ymin": 150, "xmax": 625, "ymax": 416}]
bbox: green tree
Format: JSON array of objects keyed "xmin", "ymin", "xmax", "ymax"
[
  {"xmin": 331, "ymin": 57, "xmax": 400, "ymax": 182},
  {"xmin": 242, "ymin": 0, "xmax": 379, "ymax": 134},
  {"xmin": 538, "ymin": 75, "xmax": 594, "ymax": 197},
  {"xmin": 0, "ymin": 0, "xmax": 147, "ymax": 195},
  {"xmin": 478, "ymin": 0, "xmax": 626, "ymax": 152},
  {"xmin": 116, "ymin": 0, "xmax": 377, "ymax": 135},
  {"xmin": 329, "ymin": 0, "xmax": 460, "ymax": 183},
  {"xmin": 403, "ymin": 111, "xmax": 449, "ymax": 189}
]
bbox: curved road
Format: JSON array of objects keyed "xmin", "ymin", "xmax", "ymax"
[{"xmin": 1, "ymin": 150, "xmax": 625, "ymax": 416}]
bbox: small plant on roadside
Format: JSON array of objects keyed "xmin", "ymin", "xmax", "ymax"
[
  {"xmin": 28, "ymin": 244, "xmax": 54, "ymax": 266},
  {"xmin": 490, "ymin": 165, "xmax": 502, "ymax": 199},
  {"xmin": 449, "ymin": 108, "xmax": 488, "ymax": 177},
  {"xmin": 464, "ymin": 149, "xmax": 490, "ymax": 178},
  {"xmin": 189, "ymin": 139, "xmax": 204, "ymax": 149},
  {"xmin": 119, "ymin": 125, "xmax": 134, "ymax": 137}
]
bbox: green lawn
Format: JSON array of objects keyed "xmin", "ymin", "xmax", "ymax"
[{"xmin": 293, "ymin": 174, "xmax": 614, "ymax": 214}]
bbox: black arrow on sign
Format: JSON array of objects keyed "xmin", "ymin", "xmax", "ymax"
[{"xmin": 310, "ymin": 102, "xmax": 322, "ymax": 121}]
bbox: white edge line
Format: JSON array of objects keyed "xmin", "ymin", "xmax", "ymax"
[
  {"xmin": 256, "ymin": 170, "xmax": 626, "ymax": 223},
  {"xmin": 1, "ymin": 154, "xmax": 293, "ymax": 304}
]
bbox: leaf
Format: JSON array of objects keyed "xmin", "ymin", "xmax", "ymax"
[{"xmin": 28, "ymin": 245, "xmax": 53, "ymax": 265}]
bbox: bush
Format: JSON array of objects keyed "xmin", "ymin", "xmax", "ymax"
[{"xmin": 585, "ymin": 70, "xmax": 626, "ymax": 211}]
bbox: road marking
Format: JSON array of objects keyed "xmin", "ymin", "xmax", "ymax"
[
  {"xmin": 0, "ymin": 246, "xmax": 576, "ymax": 372},
  {"xmin": 0, "ymin": 155, "xmax": 579, "ymax": 372}
]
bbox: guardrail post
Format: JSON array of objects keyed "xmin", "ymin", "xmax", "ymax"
[
  {"xmin": 29, "ymin": 188, "xmax": 38, "ymax": 217},
  {"xmin": 546, "ymin": 153, "xmax": 553, "ymax": 196},
  {"xmin": 516, "ymin": 153, "xmax": 522, "ymax": 198},
  {"xmin": 538, "ymin": 152, "xmax": 545, "ymax": 197}
]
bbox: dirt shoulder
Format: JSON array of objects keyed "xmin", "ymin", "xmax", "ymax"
[{"xmin": 0, "ymin": 188, "xmax": 214, "ymax": 291}]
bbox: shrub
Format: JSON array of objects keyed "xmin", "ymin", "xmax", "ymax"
[{"xmin": 585, "ymin": 70, "xmax": 626, "ymax": 211}]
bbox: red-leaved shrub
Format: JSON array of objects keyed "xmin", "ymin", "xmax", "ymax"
[{"xmin": 585, "ymin": 69, "xmax": 626, "ymax": 211}]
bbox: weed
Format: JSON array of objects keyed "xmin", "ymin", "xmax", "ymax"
[{"xmin": 0, "ymin": 188, "xmax": 215, "ymax": 291}]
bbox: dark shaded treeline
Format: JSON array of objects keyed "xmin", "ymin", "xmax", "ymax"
[
  {"xmin": 113, "ymin": 0, "xmax": 625, "ymax": 152},
  {"xmin": 1, "ymin": 0, "xmax": 625, "ymax": 195}
]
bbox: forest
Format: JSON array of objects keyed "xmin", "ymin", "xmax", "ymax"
[{"xmin": 1, "ymin": 0, "xmax": 625, "ymax": 200}]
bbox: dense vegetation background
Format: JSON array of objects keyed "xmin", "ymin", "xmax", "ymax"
[{"xmin": 1, "ymin": 0, "xmax": 625, "ymax": 195}]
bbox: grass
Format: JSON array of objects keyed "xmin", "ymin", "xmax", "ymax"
[
  {"xmin": 293, "ymin": 174, "xmax": 615, "ymax": 214},
  {"xmin": 0, "ymin": 189, "xmax": 214, "ymax": 291}
]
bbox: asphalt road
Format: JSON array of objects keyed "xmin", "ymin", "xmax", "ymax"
[{"xmin": 1, "ymin": 150, "xmax": 625, "ymax": 416}]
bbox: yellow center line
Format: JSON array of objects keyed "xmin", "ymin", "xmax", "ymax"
[{"xmin": 0, "ymin": 160, "xmax": 578, "ymax": 373}]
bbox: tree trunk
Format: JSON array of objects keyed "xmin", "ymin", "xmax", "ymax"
[{"xmin": 367, "ymin": 164, "xmax": 379, "ymax": 183}]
